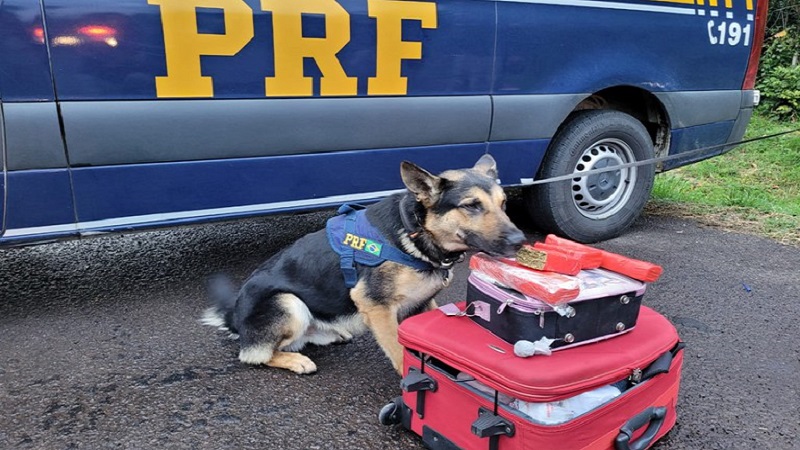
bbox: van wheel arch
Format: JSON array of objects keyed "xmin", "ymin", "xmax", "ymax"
[{"xmin": 568, "ymin": 86, "xmax": 671, "ymax": 161}]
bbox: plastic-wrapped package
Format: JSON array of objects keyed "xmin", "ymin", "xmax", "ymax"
[
  {"xmin": 456, "ymin": 371, "xmax": 624, "ymax": 426},
  {"xmin": 469, "ymin": 252, "xmax": 581, "ymax": 305},
  {"xmin": 532, "ymin": 242, "xmax": 603, "ymax": 269},
  {"xmin": 510, "ymin": 385, "xmax": 622, "ymax": 425}
]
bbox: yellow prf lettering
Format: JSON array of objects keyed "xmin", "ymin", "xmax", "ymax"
[
  {"xmin": 149, "ymin": 0, "xmax": 254, "ymax": 98},
  {"xmin": 343, "ymin": 233, "xmax": 356, "ymax": 245},
  {"xmin": 368, "ymin": 0, "xmax": 437, "ymax": 96},
  {"xmin": 261, "ymin": 0, "xmax": 357, "ymax": 97}
]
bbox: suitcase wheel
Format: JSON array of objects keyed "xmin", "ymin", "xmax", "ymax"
[{"xmin": 378, "ymin": 397, "xmax": 403, "ymax": 426}]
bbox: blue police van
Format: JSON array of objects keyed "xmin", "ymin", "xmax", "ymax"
[{"xmin": 0, "ymin": 0, "xmax": 767, "ymax": 246}]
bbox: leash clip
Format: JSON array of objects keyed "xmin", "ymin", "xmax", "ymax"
[{"xmin": 441, "ymin": 269, "xmax": 452, "ymax": 287}]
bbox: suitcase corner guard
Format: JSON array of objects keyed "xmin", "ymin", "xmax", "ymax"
[
  {"xmin": 472, "ymin": 407, "xmax": 515, "ymax": 450},
  {"xmin": 401, "ymin": 366, "xmax": 437, "ymax": 419}
]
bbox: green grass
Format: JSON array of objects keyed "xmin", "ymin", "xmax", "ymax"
[{"xmin": 649, "ymin": 113, "xmax": 800, "ymax": 246}]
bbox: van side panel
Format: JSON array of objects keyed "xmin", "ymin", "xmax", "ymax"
[
  {"xmin": 64, "ymin": 139, "xmax": 551, "ymax": 231},
  {"xmin": 491, "ymin": 0, "xmax": 758, "ymax": 170},
  {"xmin": 37, "ymin": 0, "xmax": 499, "ymax": 232},
  {"xmin": 0, "ymin": 0, "xmax": 77, "ymax": 245},
  {"xmin": 0, "ymin": 102, "xmax": 6, "ymax": 238},
  {"xmin": 3, "ymin": 103, "xmax": 67, "ymax": 170},
  {"xmin": 0, "ymin": 104, "xmax": 76, "ymax": 241},
  {"xmin": 42, "ymin": 0, "xmax": 495, "ymax": 100},
  {"xmin": 662, "ymin": 121, "xmax": 737, "ymax": 170},
  {"xmin": 3, "ymin": 171, "xmax": 76, "ymax": 238},
  {"xmin": 3, "ymin": 0, "xmax": 761, "ymax": 244},
  {"xmin": 68, "ymin": 144, "xmax": 490, "ymax": 228},
  {"xmin": 60, "ymin": 97, "xmax": 492, "ymax": 166},
  {"xmin": 0, "ymin": 0, "xmax": 55, "ymax": 102},
  {"xmin": 492, "ymin": 1, "xmax": 755, "ymax": 94}
]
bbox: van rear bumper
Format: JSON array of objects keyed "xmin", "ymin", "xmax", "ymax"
[{"xmin": 726, "ymin": 89, "xmax": 759, "ymax": 145}]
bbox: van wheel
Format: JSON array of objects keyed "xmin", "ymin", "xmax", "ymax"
[{"xmin": 524, "ymin": 110, "xmax": 655, "ymax": 243}]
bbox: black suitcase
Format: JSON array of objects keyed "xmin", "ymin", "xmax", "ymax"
[{"xmin": 466, "ymin": 269, "xmax": 645, "ymax": 350}]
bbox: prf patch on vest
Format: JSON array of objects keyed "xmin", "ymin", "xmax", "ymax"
[
  {"xmin": 327, "ymin": 205, "xmax": 433, "ymax": 283},
  {"xmin": 343, "ymin": 233, "xmax": 383, "ymax": 257}
]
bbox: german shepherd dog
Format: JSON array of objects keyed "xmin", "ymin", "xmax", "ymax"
[{"xmin": 202, "ymin": 155, "xmax": 524, "ymax": 375}]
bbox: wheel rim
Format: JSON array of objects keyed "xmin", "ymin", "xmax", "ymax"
[{"xmin": 571, "ymin": 138, "xmax": 638, "ymax": 220}]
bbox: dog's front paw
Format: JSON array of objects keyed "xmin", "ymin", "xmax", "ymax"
[
  {"xmin": 267, "ymin": 352, "xmax": 318, "ymax": 375},
  {"xmin": 288, "ymin": 358, "xmax": 318, "ymax": 375},
  {"xmin": 334, "ymin": 331, "xmax": 353, "ymax": 345}
]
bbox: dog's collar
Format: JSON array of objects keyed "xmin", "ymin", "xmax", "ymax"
[
  {"xmin": 399, "ymin": 195, "xmax": 465, "ymax": 269},
  {"xmin": 438, "ymin": 253, "xmax": 465, "ymax": 269}
]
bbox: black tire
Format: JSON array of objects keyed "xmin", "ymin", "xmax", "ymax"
[
  {"xmin": 525, "ymin": 110, "xmax": 656, "ymax": 243},
  {"xmin": 378, "ymin": 400, "xmax": 401, "ymax": 426}
]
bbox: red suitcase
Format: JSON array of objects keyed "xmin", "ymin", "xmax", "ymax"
[{"xmin": 380, "ymin": 304, "xmax": 684, "ymax": 450}]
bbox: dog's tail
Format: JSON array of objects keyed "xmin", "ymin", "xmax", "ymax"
[{"xmin": 200, "ymin": 273, "xmax": 238, "ymax": 335}]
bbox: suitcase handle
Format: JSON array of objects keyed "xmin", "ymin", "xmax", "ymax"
[
  {"xmin": 614, "ymin": 406, "xmax": 667, "ymax": 450},
  {"xmin": 638, "ymin": 342, "xmax": 685, "ymax": 383}
]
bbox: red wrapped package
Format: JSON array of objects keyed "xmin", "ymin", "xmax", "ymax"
[
  {"xmin": 532, "ymin": 242, "xmax": 603, "ymax": 269},
  {"xmin": 600, "ymin": 251, "xmax": 663, "ymax": 283},
  {"xmin": 543, "ymin": 234, "xmax": 606, "ymax": 263},
  {"xmin": 469, "ymin": 253, "xmax": 581, "ymax": 305},
  {"xmin": 544, "ymin": 234, "xmax": 663, "ymax": 283}
]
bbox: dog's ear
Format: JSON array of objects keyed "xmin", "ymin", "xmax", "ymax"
[
  {"xmin": 401, "ymin": 161, "xmax": 442, "ymax": 206},
  {"xmin": 473, "ymin": 154, "xmax": 498, "ymax": 180}
]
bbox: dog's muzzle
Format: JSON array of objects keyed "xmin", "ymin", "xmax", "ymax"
[
  {"xmin": 499, "ymin": 228, "xmax": 526, "ymax": 257},
  {"xmin": 465, "ymin": 227, "xmax": 525, "ymax": 258}
]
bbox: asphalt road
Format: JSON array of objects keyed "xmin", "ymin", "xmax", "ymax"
[{"xmin": 1, "ymin": 202, "xmax": 798, "ymax": 450}]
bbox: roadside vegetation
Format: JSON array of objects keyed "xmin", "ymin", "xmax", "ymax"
[
  {"xmin": 648, "ymin": 2, "xmax": 800, "ymax": 247},
  {"xmin": 649, "ymin": 114, "xmax": 799, "ymax": 246}
]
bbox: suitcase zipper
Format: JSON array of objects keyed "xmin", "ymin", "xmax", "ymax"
[
  {"xmin": 497, "ymin": 297, "xmax": 545, "ymax": 315},
  {"xmin": 403, "ymin": 341, "xmax": 667, "ymax": 402},
  {"xmin": 477, "ymin": 354, "xmax": 667, "ymax": 402},
  {"xmin": 496, "ymin": 299, "xmax": 512, "ymax": 314},
  {"xmin": 628, "ymin": 368, "xmax": 643, "ymax": 384},
  {"xmin": 496, "ymin": 296, "xmax": 576, "ymax": 321},
  {"xmin": 496, "ymin": 298, "xmax": 550, "ymax": 329}
]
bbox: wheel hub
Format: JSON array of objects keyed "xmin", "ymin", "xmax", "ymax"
[{"xmin": 571, "ymin": 139, "xmax": 637, "ymax": 220}]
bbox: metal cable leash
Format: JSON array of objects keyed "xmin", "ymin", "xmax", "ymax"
[{"xmin": 523, "ymin": 127, "xmax": 800, "ymax": 186}]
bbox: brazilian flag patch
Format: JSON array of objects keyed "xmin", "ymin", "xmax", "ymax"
[{"xmin": 364, "ymin": 240, "xmax": 383, "ymax": 256}]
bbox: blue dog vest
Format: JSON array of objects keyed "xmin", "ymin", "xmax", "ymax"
[{"xmin": 326, "ymin": 204, "xmax": 435, "ymax": 288}]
